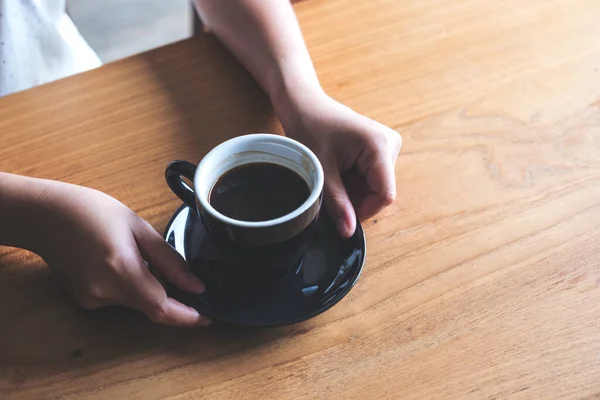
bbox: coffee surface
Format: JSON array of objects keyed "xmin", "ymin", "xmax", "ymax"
[{"xmin": 209, "ymin": 162, "xmax": 310, "ymax": 222}]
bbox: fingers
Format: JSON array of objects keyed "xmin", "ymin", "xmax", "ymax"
[
  {"xmin": 145, "ymin": 297, "xmax": 212, "ymax": 328},
  {"xmin": 324, "ymin": 164, "xmax": 357, "ymax": 238},
  {"xmin": 124, "ymin": 254, "xmax": 211, "ymax": 327},
  {"xmin": 133, "ymin": 219, "xmax": 205, "ymax": 294},
  {"xmin": 71, "ymin": 245, "xmax": 211, "ymax": 327},
  {"xmin": 356, "ymin": 154, "xmax": 397, "ymax": 221}
]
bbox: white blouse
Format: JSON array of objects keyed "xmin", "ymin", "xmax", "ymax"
[{"xmin": 0, "ymin": 0, "xmax": 101, "ymax": 97}]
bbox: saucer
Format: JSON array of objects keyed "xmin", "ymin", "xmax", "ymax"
[{"xmin": 163, "ymin": 205, "xmax": 366, "ymax": 327}]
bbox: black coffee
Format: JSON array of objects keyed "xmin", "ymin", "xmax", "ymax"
[{"xmin": 210, "ymin": 162, "xmax": 310, "ymax": 222}]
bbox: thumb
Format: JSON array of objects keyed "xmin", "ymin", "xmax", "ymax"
[{"xmin": 323, "ymin": 165, "xmax": 356, "ymax": 238}]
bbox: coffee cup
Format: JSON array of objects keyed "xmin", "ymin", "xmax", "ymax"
[{"xmin": 165, "ymin": 134, "xmax": 324, "ymax": 282}]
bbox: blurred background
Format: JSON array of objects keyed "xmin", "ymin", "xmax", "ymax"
[{"xmin": 68, "ymin": 0, "xmax": 193, "ymax": 64}]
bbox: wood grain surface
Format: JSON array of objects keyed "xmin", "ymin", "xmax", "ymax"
[{"xmin": 2, "ymin": 0, "xmax": 600, "ymax": 398}]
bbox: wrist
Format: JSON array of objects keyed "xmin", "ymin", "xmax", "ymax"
[
  {"xmin": 0, "ymin": 173, "xmax": 67, "ymax": 254},
  {"xmin": 267, "ymin": 63, "xmax": 327, "ymax": 133},
  {"xmin": 0, "ymin": 174, "xmax": 48, "ymax": 252}
]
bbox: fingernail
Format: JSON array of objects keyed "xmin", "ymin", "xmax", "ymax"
[
  {"xmin": 190, "ymin": 308, "xmax": 212, "ymax": 326},
  {"xmin": 336, "ymin": 217, "xmax": 350, "ymax": 238},
  {"xmin": 187, "ymin": 271, "xmax": 206, "ymax": 294}
]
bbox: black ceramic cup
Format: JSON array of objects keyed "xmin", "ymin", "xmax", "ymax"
[{"xmin": 165, "ymin": 134, "xmax": 324, "ymax": 282}]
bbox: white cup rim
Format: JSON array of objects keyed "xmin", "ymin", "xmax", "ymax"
[{"xmin": 194, "ymin": 134, "xmax": 324, "ymax": 228}]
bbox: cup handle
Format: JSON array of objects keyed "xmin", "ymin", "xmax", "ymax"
[{"xmin": 165, "ymin": 160, "xmax": 198, "ymax": 209}]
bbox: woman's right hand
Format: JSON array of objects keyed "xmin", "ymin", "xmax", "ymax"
[{"xmin": 34, "ymin": 180, "xmax": 211, "ymax": 327}]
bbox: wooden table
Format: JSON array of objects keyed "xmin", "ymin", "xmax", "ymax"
[{"xmin": 2, "ymin": 0, "xmax": 600, "ymax": 398}]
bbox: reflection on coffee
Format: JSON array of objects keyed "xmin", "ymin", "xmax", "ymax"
[{"xmin": 209, "ymin": 162, "xmax": 310, "ymax": 222}]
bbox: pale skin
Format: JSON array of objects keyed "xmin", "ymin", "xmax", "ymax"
[{"xmin": 0, "ymin": 0, "xmax": 401, "ymax": 327}]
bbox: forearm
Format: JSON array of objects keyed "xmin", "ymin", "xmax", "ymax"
[
  {"xmin": 0, "ymin": 172, "xmax": 52, "ymax": 252},
  {"xmin": 194, "ymin": 0, "xmax": 324, "ymax": 119}
]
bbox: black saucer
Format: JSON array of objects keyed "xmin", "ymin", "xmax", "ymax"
[{"xmin": 164, "ymin": 205, "xmax": 366, "ymax": 327}]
